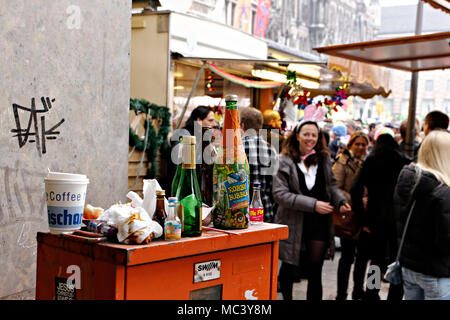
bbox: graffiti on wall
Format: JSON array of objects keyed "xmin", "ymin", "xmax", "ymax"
[{"xmin": 10, "ymin": 97, "xmax": 65, "ymax": 157}]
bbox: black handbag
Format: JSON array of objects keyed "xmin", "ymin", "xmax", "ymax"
[{"xmin": 385, "ymin": 166, "xmax": 422, "ymax": 285}]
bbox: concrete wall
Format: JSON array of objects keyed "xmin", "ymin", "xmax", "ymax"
[{"xmin": 0, "ymin": 0, "xmax": 131, "ymax": 299}]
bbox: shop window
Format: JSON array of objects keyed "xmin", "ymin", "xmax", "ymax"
[
  {"xmin": 404, "ymin": 80, "xmax": 410, "ymax": 91},
  {"xmin": 421, "ymin": 99, "xmax": 434, "ymax": 117},
  {"xmin": 401, "ymin": 99, "xmax": 409, "ymax": 117},
  {"xmin": 383, "ymin": 99, "xmax": 394, "ymax": 116},
  {"xmin": 425, "ymin": 80, "xmax": 434, "ymax": 92},
  {"xmin": 443, "ymin": 99, "xmax": 450, "ymax": 114}
]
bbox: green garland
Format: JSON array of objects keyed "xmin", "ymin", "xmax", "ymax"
[{"xmin": 129, "ymin": 98, "xmax": 171, "ymax": 178}]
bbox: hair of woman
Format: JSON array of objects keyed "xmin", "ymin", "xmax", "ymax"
[
  {"xmin": 346, "ymin": 130, "xmax": 370, "ymax": 151},
  {"xmin": 183, "ymin": 105, "xmax": 214, "ymax": 135},
  {"xmin": 372, "ymin": 133, "xmax": 400, "ymax": 156},
  {"xmin": 417, "ymin": 129, "xmax": 450, "ymax": 187},
  {"xmin": 281, "ymin": 120, "xmax": 330, "ymax": 166}
]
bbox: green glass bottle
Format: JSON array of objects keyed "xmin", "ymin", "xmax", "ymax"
[
  {"xmin": 176, "ymin": 136, "xmax": 202, "ymax": 237},
  {"xmin": 171, "ymin": 137, "xmax": 183, "ymax": 197}
]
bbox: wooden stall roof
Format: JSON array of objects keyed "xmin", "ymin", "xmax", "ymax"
[
  {"xmin": 421, "ymin": 0, "xmax": 450, "ymax": 15},
  {"xmin": 314, "ymin": 31, "xmax": 450, "ymax": 72}
]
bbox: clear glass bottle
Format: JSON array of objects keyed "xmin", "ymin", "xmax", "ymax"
[
  {"xmin": 176, "ymin": 136, "xmax": 202, "ymax": 237},
  {"xmin": 164, "ymin": 197, "xmax": 182, "ymax": 240},
  {"xmin": 249, "ymin": 181, "xmax": 264, "ymax": 225},
  {"xmin": 171, "ymin": 137, "xmax": 183, "ymax": 197}
]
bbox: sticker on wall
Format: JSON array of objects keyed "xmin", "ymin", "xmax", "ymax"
[
  {"xmin": 55, "ymin": 277, "xmax": 76, "ymax": 300},
  {"xmin": 194, "ymin": 260, "xmax": 221, "ymax": 283},
  {"xmin": 11, "ymin": 97, "xmax": 65, "ymax": 157}
]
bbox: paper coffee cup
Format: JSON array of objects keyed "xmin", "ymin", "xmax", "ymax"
[{"xmin": 45, "ymin": 171, "xmax": 89, "ymax": 234}]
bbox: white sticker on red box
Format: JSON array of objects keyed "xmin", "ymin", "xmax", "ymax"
[{"xmin": 194, "ymin": 260, "xmax": 221, "ymax": 283}]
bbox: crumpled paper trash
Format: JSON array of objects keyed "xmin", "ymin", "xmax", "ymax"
[
  {"xmin": 127, "ymin": 179, "xmax": 169, "ymax": 218},
  {"xmin": 98, "ymin": 203, "xmax": 163, "ymax": 244},
  {"xmin": 102, "ymin": 179, "xmax": 167, "ymax": 244}
]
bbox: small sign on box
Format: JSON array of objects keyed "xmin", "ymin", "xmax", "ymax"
[{"xmin": 194, "ymin": 260, "xmax": 221, "ymax": 283}]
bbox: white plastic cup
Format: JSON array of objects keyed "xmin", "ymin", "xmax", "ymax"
[{"xmin": 44, "ymin": 172, "xmax": 89, "ymax": 234}]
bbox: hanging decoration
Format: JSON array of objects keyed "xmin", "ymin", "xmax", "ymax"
[
  {"xmin": 129, "ymin": 98, "xmax": 171, "ymax": 178},
  {"xmin": 206, "ymin": 73, "xmax": 216, "ymax": 92},
  {"xmin": 285, "ymin": 69, "xmax": 349, "ymax": 121}
]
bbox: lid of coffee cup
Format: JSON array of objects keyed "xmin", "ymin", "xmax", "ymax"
[{"xmin": 45, "ymin": 171, "xmax": 89, "ymax": 183}]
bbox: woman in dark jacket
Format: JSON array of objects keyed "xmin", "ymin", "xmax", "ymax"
[
  {"xmin": 167, "ymin": 106, "xmax": 216, "ymax": 194},
  {"xmin": 351, "ymin": 131, "xmax": 411, "ymax": 300},
  {"xmin": 393, "ymin": 130, "xmax": 450, "ymax": 300},
  {"xmin": 273, "ymin": 121, "xmax": 350, "ymax": 300}
]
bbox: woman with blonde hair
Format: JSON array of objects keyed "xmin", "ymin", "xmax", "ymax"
[{"xmin": 393, "ymin": 129, "xmax": 450, "ymax": 300}]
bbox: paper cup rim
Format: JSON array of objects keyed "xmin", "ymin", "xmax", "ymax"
[
  {"xmin": 45, "ymin": 172, "xmax": 88, "ymax": 184},
  {"xmin": 46, "ymin": 172, "xmax": 87, "ymax": 180},
  {"xmin": 44, "ymin": 178, "xmax": 89, "ymax": 184}
]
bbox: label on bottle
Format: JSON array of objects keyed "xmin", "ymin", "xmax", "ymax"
[
  {"xmin": 164, "ymin": 220, "xmax": 182, "ymax": 240},
  {"xmin": 224, "ymin": 176, "xmax": 249, "ymax": 211},
  {"xmin": 182, "ymin": 142, "xmax": 196, "ymax": 169},
  {"xmin": 249, "ymin": 208, "xmax": 264, "ymax": 223}
]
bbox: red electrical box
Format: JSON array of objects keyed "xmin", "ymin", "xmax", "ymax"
[{"xmin": 36, "ymin": 223, "xmax": 288, "ymax": 300}]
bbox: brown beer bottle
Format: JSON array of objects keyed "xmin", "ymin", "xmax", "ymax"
[{"xmin": 153, "ymin": 190, "xmax": 167, "ymax": 240}]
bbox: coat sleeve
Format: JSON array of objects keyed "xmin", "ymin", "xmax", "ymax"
[
  {"xmin": 351, "ymin": 159, "xmax": 369, "ymax": 226},
  {"xmin": 272, "ymin": 157, "xmax": 316, "ymax": 213},
  {"xmin": 326, "ymin": 159, "xmax": 347, "ymax": 208},
  {"xmin": 433, "ymin": 186, "xmax": 450, "ymax": 253},
  {"xmin": 332, "ymin": 157, "xmax": 351, "ymax": 202}
]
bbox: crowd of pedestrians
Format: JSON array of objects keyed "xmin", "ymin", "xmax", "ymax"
[
  {"xmin": 170, "ymin": 105, "xmax": 449, "ymax": 300},
  {"xmin": 269, "ymin": 109, "xmax": 448, "ymax": 300}
]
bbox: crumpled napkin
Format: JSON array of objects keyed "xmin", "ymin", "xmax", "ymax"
[
  {"xmin": 127, "ymin": 179, "xmax": 168, "ymax": 219},
  {"xmin": 98, "ymin": 179, "xmax": 169, "ymax": 244},
  {"xmin": 98, "ymin": 203, "xmax": 162, "ymax": 244}
]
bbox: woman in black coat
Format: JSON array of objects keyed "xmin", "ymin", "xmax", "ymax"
[
  {"xmin": 351, "ymin": 132, "xmax": 411, "ymax": 300},
  {"xmin": 393, "ymin": 130, "xmax": 450, "ymax": 300},
  {"xmin": 166, "ymin": 106, "xmax": 216, "ymax": 194}
]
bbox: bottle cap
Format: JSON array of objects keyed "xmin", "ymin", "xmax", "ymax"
[
  {"xmin": 225, "ymin": 94, "xmax": 237, "ymax": 102},
  {"xmin": 156, "ymin": 190, "xmax": 165, "ymax": 196},
  {"xmin": 253, "ymin": 181, "xmax": 261, "ymax": 188},
  {"xmin": 181, "ymin": 135, "xmax": 196, "ymax": 144}
]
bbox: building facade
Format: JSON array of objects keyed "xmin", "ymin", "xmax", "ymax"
[
  {"xmin": 184, "ymin": 0, "xmax": 380, "ymax": 58},
  {"xmin": 155, "ymin": 0, "xmax": 381, "ymax": 122},
  {"xmin": 372, "ymin": 3, "xmax": 450, "ymax": 121}
]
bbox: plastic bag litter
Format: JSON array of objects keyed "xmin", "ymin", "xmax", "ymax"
[
  {"xmin": 98, "ymin": 203, "xmax": 162, "ymax": 244},
  {"xmin": 127, "ymin": 179, "xmax": 169, "ymax": 219}
]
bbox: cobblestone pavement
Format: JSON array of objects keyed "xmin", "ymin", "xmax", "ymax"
[{"xmin": 276, "ymin": 250, "xmax": 390, "ymax": 300}]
